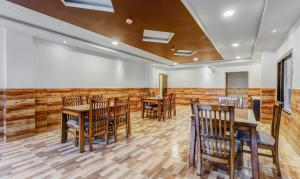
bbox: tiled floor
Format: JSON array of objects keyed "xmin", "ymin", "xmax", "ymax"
[{"xmin": 0, "ymin": 106, "xmax": 299, "ymax": 178}]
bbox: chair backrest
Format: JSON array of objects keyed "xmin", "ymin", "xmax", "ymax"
[
  {"xmin": 162, "ymin": 95, "xmax": 171, "ymax": 112},
  {"xmin": 114, "ymin": 97, "xmax": 130, "ymax": 127},
  {"xmin": 87, "ymin": 95, "xmax": 103, "ymax": 104},
  {"xmin": 189, "ymin": 98, "xmax": 199, "ymax": 115},
  {"xmin": 140, "ymin": 92, "xmax": 150, "ymax": 99},
  {"xmin": 219, "ymin": 96, "xmax": 243, "ymax": 109},
  {"xmin": 62, "ymin": 96, "xmax": 83, "ymax": 107},
  {"xmin": 89, "ymin": 99, "xmax": 109, "ymax": 134},
  {"xmin": 271, "ymin": 101, "xmax": 283, "ymax": 144},
  {"xmin": 193, "ymin": 104, "xmax": 235, "ymax": 160}
]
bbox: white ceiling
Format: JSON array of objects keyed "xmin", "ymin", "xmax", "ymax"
[{"xmin": 182, "ymin": 0, "xmax": 300, "ymax": 60}]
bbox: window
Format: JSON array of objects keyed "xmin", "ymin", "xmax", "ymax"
[{"xmin": 277, "ymin": 53, "xmax": 293, "ymax": 113}]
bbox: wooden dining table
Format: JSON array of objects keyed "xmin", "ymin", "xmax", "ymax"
[
  {"xmin": 141, "ymin": 96, "xmax": 164, "ymax": 120},
  {"xmin": 189, "ymin": 108, "xmax": 260, "ymax": 179},
  {"xmin": 61, "ymin": 104, "xmax": 131, "ymax": 153}
]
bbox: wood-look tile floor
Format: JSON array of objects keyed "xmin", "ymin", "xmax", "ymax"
[{"xmin": 0, "ymin": 106, "xmax": 299, "ymax": 179}]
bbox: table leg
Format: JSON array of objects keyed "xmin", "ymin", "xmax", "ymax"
[
  {"xmin": 128, "ymin": 105, "xmax": 131, "ymax": 135},
  {"xmin": 79, "ymin": 112, "xmax": 85, "ymax": 153},
  {"xmin": 158, "ymin": 101, "xmax": 162, "ymax": 121},
  {"xmin": 61, "ymin": 112, "xmax": 67, "ymax": 143},
  {"xmin": 250, "ymin": 127, "xmax": 260, "ymax": 179},
  {"xmin": 189, "ymin": 117, "xmax": 196, "ymax": 166}
]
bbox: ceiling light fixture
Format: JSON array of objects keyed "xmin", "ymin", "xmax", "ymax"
[
  {"xmin": 112, "ymin": 41, "xmax": 119, "ymax": 45},
  {"xmin": 174, "ymin": 63, "xmax": 178, "ymax": 65},
  {"xmin": 223, "ymin": 10, "xmax": 235, "ymax": 17},
  {"xmin": 171, "ymin": 48, "xmax": 176, "ymax": 51},
  {"xmin": 232, "ymin": 43, "xmax": 239, "ymax": 47},
  {"xmin": 126, "ymin": 18, "xmax": 133, "ymax": 24},
  {"xmin": 193, "ymin": 58, "xmax": 198, "ymax": 61},
  {"xmin": 63, "ymin": 40, "xmax": 67, "ymax": 44},
  {"xmin": 272, "ymin": 29, "xmax": 277, "ymax": 33},
  {"xmin": 236, "ymin": 56, "xmax": 241, "ymax": 59}
]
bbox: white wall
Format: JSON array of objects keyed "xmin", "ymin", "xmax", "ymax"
[
  {"xmin": 34, "ymin": 39, "xmax": 149, "ymax": 88},
  {"xmin": 1, "ymin": 29, "xmax": 164, "ymax": 89},
  {"xmin": 261, "ymin": 20, "xmax": 300, "ymax": 89},
  {"xmin": 168, "ymin": 63, "xmax": 261, "ymax": 88},
  {"xmin": 0, "ymin": 28, "xmax": 5, "ymax": 88},
  {"xmin": 6, "ymin": 30, "xmax": 35, "ymax": 88}
]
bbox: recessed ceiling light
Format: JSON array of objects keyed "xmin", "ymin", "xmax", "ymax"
[
  {"xmin": 112, "ymin": 41, "xmax": 119, "ymax": 45},
  {"xmin": 272, "ymin": 29, "xmax": 277, "ymax": 33},
  {"xmin": 63, "ymin": 40, "xmax": 67, "ymax": 44},
  {"xmin": 126, "ymin": 18, "xmax": 133, "ymax": 24},
  {"xmin": 171, "ymin": 48, "xmax": 176, "ymax": 51},
  {"xmin": 232, "ymin": 43, "xmax": 239, "ymax": 47},
  {"xmin": 223, "ymin": 10, "xmax": 235, "ymax": 17},
  {"xmin": 236, "ymin": 56, "xmax": 241, "ymax": 59},
  {"xmin": 193, "ymin": 58, "xmax": 198, "ymax": 61},
  {"xmin": 174, "ymin": 63, "xmax": 178, "ymax": 65}
]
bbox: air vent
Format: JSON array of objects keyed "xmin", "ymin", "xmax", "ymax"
[
  {"xmin": 61, "ymin": 0, "xmax": 114, "ymax": 13},
  {"xmin": 174, "ymin": 50, "xmax": 197, "ymax": 56},
  {"xmin": 142, "ymin": 30, "xmax": 174, "ymax": 43}
]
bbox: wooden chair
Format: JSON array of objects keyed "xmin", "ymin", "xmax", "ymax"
[
  {"xmin": 170, "ymin": 93, "xmax": 176, "ymax": 117},
  {"xmin": 193, "ymin": 104, "xmax": 243, "ymax": 178},
  {"xmin": 140, "ymin": 92, "xmax": 153, "ymax": 118},
  {"xmin": 237, "ymin": 101, "xmax": 283, "ymax": 176},
  {"xmin": 219, "ymin": 96, "xmax": 243, "ymax": 109},
  {"xmin": 110, "ymin": 97, "xmax": 130, "ymax": 142},
  {"xmin": 189, "ymin": 98, "xmax": 199, "ymax": 166},
  {"xmin": 88, "ymin": 98, "xmax": 109, "ymax": 151},
  {"xmin": 86, "ymin": 94, "xmax": 104, "ymax": 104},
  {"xmin": 152, "ymin": 96, "xmax": 171, "ymax": 120},
  {"xmin": 62, "ymin": 96, "xmax": 84, "ymax": 146}
]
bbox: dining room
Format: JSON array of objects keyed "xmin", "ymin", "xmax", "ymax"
[{"xmin": 1, "ymin": 0, "xmax": 300, "ymax": 178}]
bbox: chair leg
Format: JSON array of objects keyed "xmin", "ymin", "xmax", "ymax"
[
  {"xmin": 230, "ymin": 163, "xmax": 235, "ymax": 179},
  {"xmin": 114, "ymin": 128, "xmax": 117, "ymax": 143},
  {"xmin": 105, "ymin": 133, "xmax": 108, "ymax": 144},
  {"xmin": 274, "ymin": 149, "xmax": 281, "ymax": 176}
]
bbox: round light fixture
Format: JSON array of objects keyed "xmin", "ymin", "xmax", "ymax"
[
  {"xmin": 236, "ymin": 56, "xmax": 241, "ymax": 59},
  {"xmin": 63, "ymin": 40, "xmax": 67, "ymax": 44},
  {"xmin": 193, "ymin": 58, "xmax": 198, "ymax": 61},
  {"xmin": 112, "ymin": 41, "xmax": 119, "ymax": 45},
  {"xmin": 272, "ymin": 29, "xmax": 277, "ymax": 33},
  {"xmin": 171, "ymin": 48, "xmax": 176, "ymax": 51},
  {"xmin": 223, "ymin": 10, "xmax": 235, "ymax": 17},
  {"xmin": 232, "ymin": 43, "xmax": 239, "ymax": 47},
  {"xmin": 126, "ymin": 18, "xmax": 133, "ymax": 24},
  {"xmin": 174, "ymin": 63, "xmax": 178, "ymax": 65}
]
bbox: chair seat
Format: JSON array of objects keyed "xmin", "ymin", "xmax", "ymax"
[
  {"xmin": 67, "ymin": 119, "xmax": 79, "ymax": 128},
  {"xmin": 202, "ymin": 138, "xmax": 241, "ymax": 155},
  {"xmin": 237, "ymin": 131, "xmax": 275, "ymax": 146}
]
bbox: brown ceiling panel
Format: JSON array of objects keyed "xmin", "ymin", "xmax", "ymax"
[{"xmin": 8, "ymin": 0, "xmax": 223, "ymax": 63}]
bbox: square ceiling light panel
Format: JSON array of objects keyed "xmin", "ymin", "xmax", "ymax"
[
  {"xmin": 174, "ymin": 50, "xmax": 197, "ymax": 56},
  {"xmin": 61, "ymin": 0, "xmax": 114, "ymax": 13},
  {"xmin": 142, "ymin": 30, "xmax": 175, "ymax": 43}
]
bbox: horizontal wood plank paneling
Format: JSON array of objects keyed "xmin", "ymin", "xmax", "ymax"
[
  {"xmin": 0, "ymin": 89, "xmax": 4, "ymax": 143},
  {"xmin": 167, "ymin": 88, "xmax": 226, "ymax": 105},
  {"xmin": 2, "ymin": 88, "xmax": 151, "ymax": 140},
  {"xmin": 281, "ymin": 89, "xmax": 300, "ymax": 155},
  {"xmin": 261, "ymin": 88, "xmax": 276, "ymax": 122},
  {"xmin": 5, "ymin": 89, "xmax": 36, "ymax": 142}
]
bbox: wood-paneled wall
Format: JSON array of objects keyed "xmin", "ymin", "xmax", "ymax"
[
  {"xmin": 167, "ymin": 88, "xmax": 226, "ymax": 105},
  {"xmin": 5, "ymin": 89, "xmax": 36, "ymax": 142},
  {"xmin": 0, "ymin": 89, "xmax": 4, "ymax": 143},
  {"xmin": 260, "ymin": 88, "xmax": 276, "ymax": 122},
  {"xmin": 2, "ymin": 88, "xmax": 151, "ymax": 141},
  {"xmin": 281, "ymin": 89, "xmax": 300, "ymax": 155}
]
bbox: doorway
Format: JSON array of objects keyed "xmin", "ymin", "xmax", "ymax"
[
  {"xmin": 226, "ymin": 71, "xmax": 249, "ymax": 106},
  {"xmin": 159, "ymin": 73, "xmax": 168, "ymax": 96}
]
